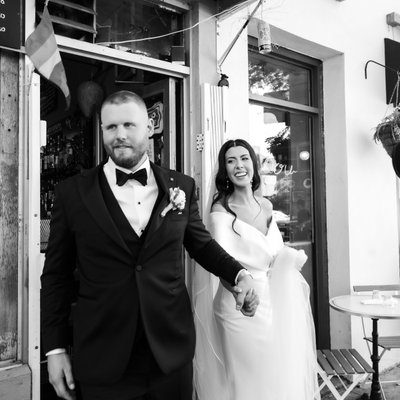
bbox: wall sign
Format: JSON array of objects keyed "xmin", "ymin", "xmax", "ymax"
[
  {"xmin": 0, "ymin": 0, "xmax": 21, "ymax": 50},
  {"xmin": 384, "ymin": 38, "xmax": 400, "ymax": 106}
]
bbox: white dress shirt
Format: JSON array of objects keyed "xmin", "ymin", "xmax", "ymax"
[{"xmin": 103, "ymin": 156, "xmax": 158, "ymax": 236}]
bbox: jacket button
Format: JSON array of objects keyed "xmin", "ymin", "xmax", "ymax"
[{"xmin": 136, "ymin": 265, "xmax": 143, "ymax": 271}]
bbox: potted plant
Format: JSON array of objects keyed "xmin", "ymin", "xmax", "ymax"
[{"xmin": 373, "ymin": 107, "xmax": 400, "ymax": 157}]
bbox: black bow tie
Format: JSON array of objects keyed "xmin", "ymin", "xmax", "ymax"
[{"xmin": 116, "ymin": 168, "xmax": 148, "ymax": 186}]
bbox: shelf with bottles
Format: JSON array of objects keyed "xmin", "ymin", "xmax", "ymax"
[
  {"xmin": 41, "ymin": 132, "xmax": 91, "ymax": 175},
  {"xmin": 40, "ymin": 126, "xmax": 93, "ymax": 220}
]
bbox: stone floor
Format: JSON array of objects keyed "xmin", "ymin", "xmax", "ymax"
[{"xmin": 320, "ymin": 363, "xmax": 400, "ymax": 400}]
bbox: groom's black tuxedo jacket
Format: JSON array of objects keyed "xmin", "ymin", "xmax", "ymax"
[{"xmin": 41, "ymin": 161, "xmax": 243, "ymax": 385}]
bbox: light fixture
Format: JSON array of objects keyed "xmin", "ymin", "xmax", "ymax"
[
  {"xmin": 218, "ymin": 74, "xmax": 229, "ymax": 87},
  {"xmin": 299, "ymin": 151, "xmax": 310, "ymax": 161},
  {"xmin": 257, "ymin": 19, "xmax": 272, "ymax": 54}
]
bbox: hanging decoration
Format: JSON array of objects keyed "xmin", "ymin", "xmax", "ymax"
[
  {"xmin": 373, "ymin": 107, "xmax": 400, "ymax": 157},
  {"xmin": 373, "ymin": 73, "xmax": 400, "ymax": 157},
  {"xmin": 77, "ymin": 81, "xmax": 104, "ymax": 118},
  {"xmin": 25, "ymin": 2, "xmax": 71, "ymax": 109},
  {"xmin": 257, "ymin": 0, "xmax": 272, "ymax": 54}
]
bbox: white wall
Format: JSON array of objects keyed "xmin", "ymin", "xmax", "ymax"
[{"xmin": 216, "ymin": 0, "xmax": 400, "ymax": 369}]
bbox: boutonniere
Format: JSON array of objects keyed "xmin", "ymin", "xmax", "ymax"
[{"xmin": 160, "ymin": 187, "xmax": 186, "ymax": 217}]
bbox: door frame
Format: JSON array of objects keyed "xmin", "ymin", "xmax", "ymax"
[
  {"xmin": 144, "ymin": 78, "xmax": 179, "ymax": 170},
  {"xmin": 247, "ymin": 40, "xmax": 330, "ymax": 348}
]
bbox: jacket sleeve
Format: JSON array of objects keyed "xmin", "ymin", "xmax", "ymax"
[
  {"xmin": 182, "ymin": 178, "xmax": 243, "ymax": 285},
  {"xmin": 40, "ymin": 182, "xmax": 77, "ymax": 354}
]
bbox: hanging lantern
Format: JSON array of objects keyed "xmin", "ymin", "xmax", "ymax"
[
  {"xmin": 77, "ymin": 81, "xmax": 104, "ymax": 118},
  {"xmin": 257, "ymin": 0, "xmax": 272, "ymax": 54},
  {"xmin": 257, "ymin": 19, "xmax": 272, "ymax": 54}
]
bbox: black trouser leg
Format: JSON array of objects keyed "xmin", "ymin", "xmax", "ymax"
[{"xmin": 146, "ymin": 362, "xmax": 193, "ymax": 400}]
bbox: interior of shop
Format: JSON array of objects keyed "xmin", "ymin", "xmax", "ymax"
[{"xmin": 39, "ymin": 54, "xmax": 183, "ymax": 251}]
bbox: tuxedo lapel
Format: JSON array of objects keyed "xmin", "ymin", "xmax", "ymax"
[
  {"xmin": 143, "ymin": 163, "xmax": 174, "ymax": 249},
  {"xmin": 77, "ymin": 164, "xmax": 132, "ymax": 255}
]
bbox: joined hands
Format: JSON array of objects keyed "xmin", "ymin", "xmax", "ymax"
[{"xmin": 232, "ymin": 274, "xmax": 260, "ymax": 317}]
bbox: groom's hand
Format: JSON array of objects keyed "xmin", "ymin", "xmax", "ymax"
[{"xmin": 47, "ymin": 353, "xmax": 76, "ymax": 400}]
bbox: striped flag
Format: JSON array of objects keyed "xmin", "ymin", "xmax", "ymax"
[{"xmin": 25, "ymin": 6, "xmax": 70, "ymax": 108}]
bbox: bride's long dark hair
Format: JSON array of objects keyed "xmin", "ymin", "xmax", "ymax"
[{"xmin": 211, "ymin": 139, "xmax": 261, "ymax": 231}]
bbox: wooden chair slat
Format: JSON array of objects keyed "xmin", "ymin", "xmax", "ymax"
[
  {"xmin": 364, "ymin": 336, "xmax": 400, "ymax": 349},
  {"xmin": 339, "ymin": 349, "xmax": 365, "ymax": 374},
  {"xmin": 322, "ymin": 350, "xmax": 346, "ymax": 375},
  {"xmin": 332, "ymin": 349, "xmax": 355, "ymax": 374},
  {"xmin": 348, "ymin": 349, "xmax": 374, "ymax": 374},
  {"xmin": 317, "ymin": 350, "xmax": 335, "ymax": 375},
  {"xmin": 353, "ymin": 284, "xmax": 400, "ymax": 292}
]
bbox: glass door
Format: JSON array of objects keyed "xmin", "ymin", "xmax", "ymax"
[
  {"xmin": 248, "ymin": 41, "xmax": 329, "ymax": 347},
  {"xmin": 250, "ymin": 104, "xmax": 314, "ymax": 298}
]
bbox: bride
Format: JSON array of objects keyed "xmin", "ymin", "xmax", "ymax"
[{"xmin": 193, "ymin": 139, "xmax": 320, "ymax": 400}]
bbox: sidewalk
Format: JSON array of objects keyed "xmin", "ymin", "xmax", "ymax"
[{"xmin": 321, "ymin": 363, "xmax": 400, "ymax": 400}]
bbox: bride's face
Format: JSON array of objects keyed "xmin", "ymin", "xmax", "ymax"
[{"xmin": 225, "ymin": 146, "xmax": 254, "ymax": 189}]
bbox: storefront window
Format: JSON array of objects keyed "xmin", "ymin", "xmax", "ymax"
[
  {"xmin": 35, "ymin": 0, "xmax": 185, "ymax": 61},
  {"xmin": 96, "ymin": 0, "xmax": 184, "ymax": 60},
  {"xmin": 249, "ymin": 51, "xmax": 311, "ymax": 106}
]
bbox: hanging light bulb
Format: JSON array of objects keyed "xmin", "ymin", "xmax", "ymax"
[{"xmin": 257, "ymin": 0, "xmax": 272, "ymax": 54}]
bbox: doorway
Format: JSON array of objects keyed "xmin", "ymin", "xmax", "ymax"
[{"xmin": 38, "ymin": 54, "xmax": 183, "ymax": 399}]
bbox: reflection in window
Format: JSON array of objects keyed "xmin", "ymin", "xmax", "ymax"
[
  {"xmin": 249, "ymin": 104, "xmax": 313, "ymax": 243},
  {"xmin": 249, "ymin": 50, "xmax": 311, "ymax": 105},
  {"xmin": 96, "ymin": 0, "xmax": 184, "ymax": 60}
]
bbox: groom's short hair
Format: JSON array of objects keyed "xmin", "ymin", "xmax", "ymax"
[{"xmin": 101, "ymin": 90, "xmax": 147, "ymax": 114}]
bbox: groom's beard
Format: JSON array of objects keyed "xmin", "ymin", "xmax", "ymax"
[{"xmin": 106, "ymin": 143, "xmax": 146, "ymax": 170}]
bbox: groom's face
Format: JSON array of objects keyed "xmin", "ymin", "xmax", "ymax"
[{"xmin": 101, "ymin": 100, "xmax": 153, "ymax": 169}]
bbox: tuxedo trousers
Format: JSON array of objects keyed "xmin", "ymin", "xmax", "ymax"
[
  {"xmin": 77, "ymin": 318, "xmax": 193, "ymax": 400},
  {"xmin": 78, "ymin": 363, "xmax": 193, "ymax": 400}
]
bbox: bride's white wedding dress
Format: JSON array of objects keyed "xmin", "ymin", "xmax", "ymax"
[{"xmin": 193, "ymin": 211, "xmax": 320, "ymax": 400}]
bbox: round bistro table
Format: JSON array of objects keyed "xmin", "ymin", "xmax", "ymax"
[{"xmin": 329, "ymin": 294, "xmax": 400, "ymax": 400}]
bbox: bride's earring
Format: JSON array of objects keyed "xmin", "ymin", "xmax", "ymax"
[{"xmin": 226, "ymin": 177, "xmax": 231, "ymax": 189}]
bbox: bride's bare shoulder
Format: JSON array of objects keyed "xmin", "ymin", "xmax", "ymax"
[
  {"xmin": 211, "ymin": 202, "xmax": 226, "ymax": 213},
  {"xmin": 257, "ymin": 196, "xmax": 272, "ymax": 211},
  {"xmin": 258, "ymin": 197, "xmax": 273, "ymax": 223}
]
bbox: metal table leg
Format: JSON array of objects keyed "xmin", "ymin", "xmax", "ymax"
[{"xmin": 370, "ymin": 318, "xmax": 382, "ymax": 400}]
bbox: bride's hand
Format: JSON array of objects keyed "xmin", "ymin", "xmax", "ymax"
[
  {"xmin": 220, "ymin": 276, "xmax": 259, "ymax": 316},
  {"xmin": 241, "ymin": 289, "xmax": 259, "ymax": 317}
]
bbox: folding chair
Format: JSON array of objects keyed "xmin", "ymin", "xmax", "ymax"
[{"xmin": 317, "ymin": 348, "xmax": 374, "ymax": 400}]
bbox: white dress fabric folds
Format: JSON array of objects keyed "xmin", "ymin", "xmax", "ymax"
[{"xmin": 193, "ymin": 211, "xmax": 320, "ymax": 400}]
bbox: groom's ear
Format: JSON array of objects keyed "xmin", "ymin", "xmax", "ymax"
[{"xmin": 147, "ymin": 118, "xmax": 154, "ymax": 136}]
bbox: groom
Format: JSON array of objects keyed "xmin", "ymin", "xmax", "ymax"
[{"xmin": 41, "ymin": 90, "xmax": 258, "ymax": 400}]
